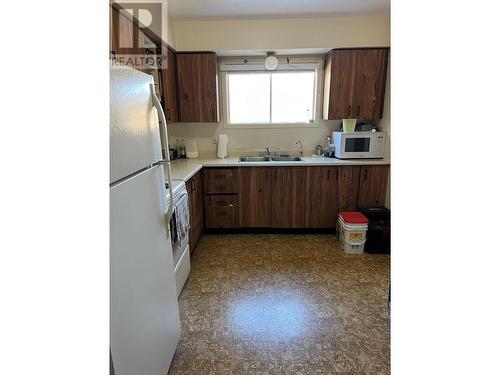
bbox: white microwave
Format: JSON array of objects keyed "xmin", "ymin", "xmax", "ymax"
[{"xmin": 333, "ymin": 131, "xmax": 386, "ymax": 159}]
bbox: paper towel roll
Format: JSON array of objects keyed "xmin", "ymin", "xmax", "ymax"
[{"xmin": 217, "ymin": 134, "xmax": 228, "ymax": 159}]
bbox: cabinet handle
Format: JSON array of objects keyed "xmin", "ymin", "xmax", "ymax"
[
  {"xmin": 363, "ymin": 168, "xmax": 368, "ymax": 181},
  {"xmin": 336, "ymin": 169, "xmax": 339, "ymax": 180},
  {"xmin": 327, "ymin": 170, "xmax": 330, "ymax": 180},
  {"xmin": 166, "ymin": 108, "xmax": 171, "ymax": 121},
  {"xmin": 192, "ymin": 179, "xmax": 196, "ymax": 191},
  {"xmin": 215, "ymin": 186, "xmax": 226, "ymax": 191},
  {"xmin": 356, "ymin": 105, "xmax": 360, "ymax": 116},
  {"xmin": 348, "ymin": 105, "xmax": 351, "ymax": 116},
  {"xmin": 216, "ymin": 212, "xmax": 227, "ymax": 217}
]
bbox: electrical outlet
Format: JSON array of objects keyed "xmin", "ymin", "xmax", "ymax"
[{"xmin": 212, "ymin": 138, "xmax": 218, "ymax": 144}]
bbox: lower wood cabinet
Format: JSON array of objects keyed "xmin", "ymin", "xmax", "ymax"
[
  {"xmin": 305, "ymin": 167, "xmax": 339, "ymax": 228},
  {"xmin": 271, "ymin": 167, "xmax": 306, "ymax": 228},
  {"xmin": 205, "ymin": 195, "xmax": 238, "ymax": 229},
  {"xmin": 202, "ymin": 164, "xmax": 389, "ymax": 230},
  {"xmin": 204, "ymin": 168, "xmax": 239, "ymax": 229},
  {"xmin": 187, "ymin": 171, "xmax": 203, "ymax": 252},
  {"xmin": 338, "ymin": 166, "xmax": 361, "ymax": 211},
  {"xmin": 204, "ymin": 168, "xmax": 238, "ymax": 194},
  {"xmin": 238, "ymin": 167, "xmax": 272, "ymax": 227},
  {"xmin": 357, "ymin": 165, "xmax": 389, "ymax": 207}
]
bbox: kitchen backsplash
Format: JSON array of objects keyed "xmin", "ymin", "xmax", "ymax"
[{"xmin": 167, "ymin": 120, "xmax": 343, "ymax": 157}]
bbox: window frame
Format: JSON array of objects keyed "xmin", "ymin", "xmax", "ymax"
[{"xmin": 220, "ymin": 56, "xmax": 324, "ymax": 129}]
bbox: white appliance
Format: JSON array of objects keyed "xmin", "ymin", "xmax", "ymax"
[
  {"xmin": 333, "ymin": 131, "xmax": 386, "ymax": 159},
  {"xmin": 110, "ymin": 66, "xmax": 180, "ymax": 375},
  {"xmin": 168, "ymin": 180, "xmax": 191, "ymax": 296}
]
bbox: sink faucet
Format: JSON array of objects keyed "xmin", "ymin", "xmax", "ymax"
[
  {"xmin": 296, "ymin": 140, "xmax": 304, "ymax": 157},
  {"xmin": 260, "ymin": 147, "xmax": 271, "ymax": 156}
]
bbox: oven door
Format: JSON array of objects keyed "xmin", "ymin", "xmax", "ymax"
[{"xmin": 170, "ymin": 193, "xmax": 190, "ymax": 268}]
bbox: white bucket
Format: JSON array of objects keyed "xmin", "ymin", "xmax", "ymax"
[
  {"xmin": 338, "ymin": 217, "xmax": 368, "ymax": 244},
  {"xmin": 340, "ymin": 236, "xmax": 366, "ymax": 254}
]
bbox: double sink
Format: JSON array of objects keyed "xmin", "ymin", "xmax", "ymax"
[{"xmin": 239, "ymin": 156, "xmax": 303, "ymax": 162}]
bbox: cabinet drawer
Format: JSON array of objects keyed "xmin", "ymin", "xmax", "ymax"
[
  {"xmin": 204, "ymin": 168, "xmax": 238, "ymax": 194},
  {"xmin": 205, "ymin": 194, "xmax": 237, "ymax": 228}
]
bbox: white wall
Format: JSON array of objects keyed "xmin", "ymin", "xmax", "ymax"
[
  {"xmin": 167, "ymin": 15, "xmax": 390, "ymax": 157},
  {"xmin": 173, "ymin": 16, "xmax": 389, "ymax": 51}
]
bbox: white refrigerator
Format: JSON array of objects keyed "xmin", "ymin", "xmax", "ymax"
[{"xmin": 110, "ymin": 66, "xmax": 180, "ymax": 375}]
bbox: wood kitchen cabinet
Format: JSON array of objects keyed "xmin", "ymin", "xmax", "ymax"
[
  {"xmin": 205, "ymin": 195, "xmax": 238, "ymax": 229},
  {"xmin": 338, "ymin": 166, "xmax": 361, "ymax": 211},
  {"xmin": 305, "ymin": 167, "xmax": 339, "ymax": 228},
  {"xmin": 110, "ymin": 6, "xmax": 147, "ymax": 72},
  {"xmin": 357, "ymin": 165, "xmax": 389, "ymax": 207},
  {"xmin": 161, "ymin": 46, "xmax": 179, "ymax": 123},
  {"xmin": 271, "ymin": 167, "xmax": 306, "ymax": 228},
  {"xmin": 323, "ymin": 48, "xmax": 389, "ymax": 120},
  {"xmin": 238, "ymin": 167, "xmax": 273, "ymax": 227},
  {"xmin": 204, "ymin": 168, "xmax": 238, "ymax": 229},
  {"xmin": 187, "ymin": 171, "xmax": 203, "ymax": 252},
  {"xmin": 176, "ymin": 53, "xmax": 219, "ymax": 122}
]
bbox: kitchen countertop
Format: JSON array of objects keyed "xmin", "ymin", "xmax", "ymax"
[{"xmin": 167, "ymin": 156, "xmax": 390, "ymax": 182}]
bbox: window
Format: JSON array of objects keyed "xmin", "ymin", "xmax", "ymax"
[
  {"xmin": 220, "ymin": 56, "xmax": 322, "ymax": 126},
  {"xmin": 227, "ymin": 71, "xmax": 316, "ymax": 124}
]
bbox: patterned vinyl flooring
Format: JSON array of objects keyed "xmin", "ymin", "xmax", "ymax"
[{"xmin": 168, "ymin": 234, "xmax": 390, "ymax": 374}]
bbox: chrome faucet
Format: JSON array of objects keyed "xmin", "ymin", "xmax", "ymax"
[
  {"xmin": 260, "ymin": 147, "xmax": 271, "ymax": 156},
  {"xmin": 296, "ymin": 140, "xmax": 304, "ymax": 157}
]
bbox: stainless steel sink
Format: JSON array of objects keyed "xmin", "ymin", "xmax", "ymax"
[
  {"xmin": 239, "ymin": 156, "xmax": 271, "ymax": 162},
  {"xmin": 270, "ymin": 156, "xmax": 303, "ymax": 162}
]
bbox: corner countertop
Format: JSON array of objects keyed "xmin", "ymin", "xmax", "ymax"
[{"xmin": 167, "ymin": 156, "xmax": 390, "ymax": 182}]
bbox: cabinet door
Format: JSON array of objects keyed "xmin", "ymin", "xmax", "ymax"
[
  {"xmin": 357, "ymin": 165, "xmax": 389, "ymax": 207},
  {"xmin": 324, "ymin": 50, "xmax": 357, "ymax": 119},
  {"xmin": 271, "ymin": 167, "xmax": 306, "ymax": 228},
  {"xmin": 161, "ymin": 47, "xmax": 178, "ymax": 123},
  {"xmin": 352, "ymin": 49, "xmax": 389, "ymax": 120},
  {"xmin": 205, "ymin": 195, "xmax": 238, "ymax": 229},
  {"xmin": 305, "ymin": 167, "xmax": 339, "ymax": 228},
  {"xmin": 238, "ymin": 167, "xmax": 272, "ymax": 227},
  {"xmin": 110, "ymin": 7, "xmax": 146, "ymax": 71},
  {"xmin": 191, "ymin": 171, "xmax": 204, "ymax": 245},
  {"xmin": 187, "ymin": 180, "xmax": 195, "ymax": 248},
  {"xmin": 204, "ymin": 168, "xmax": 238, "ymax": 194},
  {"xmin": 338, "ymin": 166, "xmax": 361, "ymax": 211},
  {"xmin": 176, "ymin": 53, "xmax": 219, "ymax": 122}
]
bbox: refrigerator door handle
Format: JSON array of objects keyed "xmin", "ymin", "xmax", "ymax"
[{"xmin": 150, "ymin": 83, "xmax": 174, "ymax": 222}]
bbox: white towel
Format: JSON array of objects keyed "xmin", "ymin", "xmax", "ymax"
[
  {"xmin": 217, "ymin": 134, "xmax": 228, "ymax": 159},
  {"xmin": 175, "ymin": 195, "xmax": 190, "ymax": 242}
]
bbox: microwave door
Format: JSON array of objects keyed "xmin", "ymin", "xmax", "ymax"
[{"xmin": 345, "ymin": 137, "xmax": 371, "ymax": 153}]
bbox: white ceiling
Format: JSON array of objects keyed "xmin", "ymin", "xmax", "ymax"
[{"xmin": 168, "ymin": 0, "xmax": 390, "ymax": 21}]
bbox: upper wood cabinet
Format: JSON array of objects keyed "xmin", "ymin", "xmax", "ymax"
[
  {"xmin": 357, "ymin": 165, "xmax": 389, "ymax": 208},
  {"xmin": 271, "ymin": 168, "xmax": 306, "ymax": 228},
  {"xmin": 161, "ymin": 46, "xmax": 179, "ymax": 123},
  {"xmin": 238, "ymin": 167, "xmax": 273, "ymax": 227},
  {"xmin": 176, "ymin": 53, "xmax": 219, "ymax": 122},
  {"xmin": 110, "ymin": 7, "xmax": 147, "ymax": 73},
  {"xmin": 323, "ymin": 48, "xmax": 389, "ymax": 120},
  {"xmin": 305, "ymin": 167, "xmax": 339, "ymax": 228}
]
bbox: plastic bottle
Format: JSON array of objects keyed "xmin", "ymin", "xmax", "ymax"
[{"xmin": 180, "ymin": 139, "xmax": 186, "ymax": 159}]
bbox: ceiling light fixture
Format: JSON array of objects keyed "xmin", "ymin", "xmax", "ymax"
[{"xmin": 264, "ymin": 52, "xmax": 278, "ymax": 71}]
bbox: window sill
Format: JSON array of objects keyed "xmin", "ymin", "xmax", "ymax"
[{"xmin": 224, "ymin": 122, "xmax": 320, "ymax": 129}]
